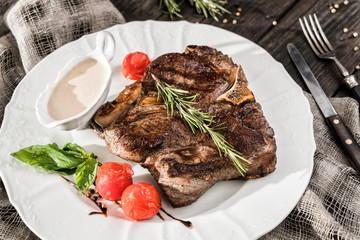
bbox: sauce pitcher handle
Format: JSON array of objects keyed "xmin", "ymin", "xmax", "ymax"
[{"xmin": 96, "ymin": 31, "xmax": 116, "ymax": 62}]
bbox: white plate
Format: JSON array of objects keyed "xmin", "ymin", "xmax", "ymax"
[{"xmin": 0, "ymin": 21, "xmax": 315, "ymax": 240}]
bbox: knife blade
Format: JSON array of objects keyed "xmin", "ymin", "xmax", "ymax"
[{"xmin": 287, "ymin": 43, "xmax": 360, "ymax": 174}]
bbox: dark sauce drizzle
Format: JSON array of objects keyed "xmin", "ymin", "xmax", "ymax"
[
  {"xmin": 89, "ymin": 207, "xmax": 107, "ymax": 216},
  {"xmin": 60, "ymin": 175, "xmax": 107, "ymax": 217},
  {"xmin": 157, "ymin": 212, "xmax": 165, "ymax": 221},
  {"xmin": 113, "ymin": 201, "xmax": 122, "ymax": 208},
  {"xmin": 88, "ymin": 200, "xmax": 107, "ymax": 217},
  {"xmin": 60, "ymin": 175, "xmax": 192, "ymax": 228},
  {"xmin": 160, "ymin": 208, "xmax": 193, "ymax": 229}
]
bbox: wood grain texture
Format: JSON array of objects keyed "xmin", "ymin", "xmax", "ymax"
[
  {"xmin": 112, "ymin": 0, "xmax": 296, "ymax": 42},
  {"xmin": 197, "ymin": 0, "xmax": 297, "ymax": 43},
  {"xmin": 111, "ymin": 0, "xmax": 360, "ymax": 99},
  {"xmin": 258, "ymin": 0, "xmax": 360, "ymax": 98}
]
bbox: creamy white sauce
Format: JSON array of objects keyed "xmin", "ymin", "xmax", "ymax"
[{"xmin": 48, "ymin": 59, "xmax": 106, "ymax": 120}]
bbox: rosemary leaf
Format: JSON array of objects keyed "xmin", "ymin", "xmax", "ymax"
[
  {"xmin": 188, "ymin": 0, "xmax": 230, "ymax": 21},
  {"xmin": 152, "ymin": 74, "xmax": 250, "ymax": 176},
  {"xmin": 159, "ymin": 0, "xmax": 183, "ymax": 21},
  {"xmin": 159, "ymin": 0, "xmax": 230, "ymax": 21}
]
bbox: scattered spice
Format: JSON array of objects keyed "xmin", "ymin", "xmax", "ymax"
[
  {"xmin": 344, "ymin": 0, "xmax": 349, "ymax": 5},
  {"xmin": 331, "ymin": 8, "xmax": 336, "ymax": 13},
  {"xmin": 236, "ymin": 12, "xmax": 241, "ymax": 16},
  {"xmin": 334, "ymin": 3, "xmax": 340, "ymax": 8},
  {"xmin": 223, "ymin": 18, "xmax": 228, "ymax": 23},
  {"xmin": 272, "ymin": 21, "xmax": 277, "ymax": 26},
  {"xmin": 232, "ymin": 19, "xmax": 237, "ymax": 24},
  {"xmin": 352, "ymin": 32, "xmax": 358, "ymax": 38},
  {"xmin": 354, "ymin": 46, "xmax": 359, "ymax": 52},
  {"xmin": 355, "ymin": 65, "xmax": 360, "ymax": 70},
  {"xmin": 265, "ymin": 15, "xmax": 270, "ymax": 19},
  {"xmin": 237, "ymin": 7, "xmax": 242, "ymax": 12},
  {"xmin": 343, "ymin": 28, "xmax": 349, "ymax": 33}
]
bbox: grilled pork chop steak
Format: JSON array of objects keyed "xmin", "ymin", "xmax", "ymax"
[{"xmin": 93, "ymin": 46, "xmax": 276, "ymax": 207}]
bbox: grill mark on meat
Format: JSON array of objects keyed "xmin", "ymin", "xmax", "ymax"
[
  {"xmin": 148, "ymin": 67, "xmax": 228, "ymax": 92},
  {"xmin": 93, "ymin": 45, "xmax": 277, "ymax": 207},
  {"xmin": 122, "ymin": 106, "xmax": 167, "ymax": 124}
]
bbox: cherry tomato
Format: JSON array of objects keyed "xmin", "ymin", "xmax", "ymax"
[
  {"xmin": 95, "ymin": 162, "xmax": 134, "ymax": 201},
  {"xmin": 121, "ymin": 182, "xmax": 161, "ymax": 221},
  {"xmin": 122, "ymin": 52, "xmax": 151, "ymax": 80}
]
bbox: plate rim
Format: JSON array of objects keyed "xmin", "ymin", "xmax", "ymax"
[{"xmin": 0, "ymin": 20, "xmax": 315, "ymax": 240}]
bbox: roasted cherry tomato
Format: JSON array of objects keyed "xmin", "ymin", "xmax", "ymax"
[
  {"xmin": 122, "ymin": 52, "xmax": 151, "ymax": 80},
  {"xmin": 95, "ymin": 162, "xmax": 134, "ymax": 201},
  {"xmin": 121, "ymin": 182, "xmax": 161, "ymax": 221}
]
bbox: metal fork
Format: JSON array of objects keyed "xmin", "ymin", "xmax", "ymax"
[{"xmin": 299, "ymin": 14, "xmax": 360, "ymax": 103}]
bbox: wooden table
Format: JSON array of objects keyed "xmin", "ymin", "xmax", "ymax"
[{"xmin": 112, "ymin": 0, "xmax": 360, "ymax": 98}]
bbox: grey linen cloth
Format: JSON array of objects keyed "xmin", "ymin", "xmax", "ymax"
[{"xmin": 0, "ymin": 0, "xmax": 359, "ymax": 239}]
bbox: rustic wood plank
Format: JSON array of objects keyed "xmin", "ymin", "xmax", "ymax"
[
  {"xmin": 110, "ymin": 0, "xmax": 163, "ymax": 21},
  {"xmin": 195, "ymin": 0, "xmax": 297, "ymax": 43},
  {"xmin": 258, "ymin": 0, "xmax": 360, "ymax": 97},
  {"xmin": 112, "ymin": 0, "xmax": 296, "ymax": 42}
]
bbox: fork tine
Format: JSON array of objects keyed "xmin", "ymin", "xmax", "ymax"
[
  {"xmin": 313, "ymin": 14, "xmax": 335, "ymax": 52},
  {"xmin": 299, "ymin": 17, "xmax": 321, "ymax": 56},
  {"xmin": 309, "ymin": 14, "xmax": 330, "ymax": 53},
  {"xmin": 302, "ymin": 16, "xmax": 325, "ymax": 55}
]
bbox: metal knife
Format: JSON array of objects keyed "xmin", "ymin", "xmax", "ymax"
[{"xmin": 287, "ymin": 43, "xmax": 360, "ymax": 174}]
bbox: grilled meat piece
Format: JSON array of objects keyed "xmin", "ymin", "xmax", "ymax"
[{"xmin": 93, "ymin": 45, "xmax": 276, "ymax": 207}]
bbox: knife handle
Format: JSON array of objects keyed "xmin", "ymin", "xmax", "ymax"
[
  {"xmin": 326, "ymin": 115, "xmax": 360, "ymax": 174},
  {"xmin": 351, "ymin": 85, "xmax": 360, "ymax": 105}
]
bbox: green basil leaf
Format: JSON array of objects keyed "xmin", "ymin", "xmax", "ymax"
[
  {"xmin": 11, "ymin": 144, "xmax": 63, "ymax": 173},
  {"xmin": 10, "ymin": 143, "xmax": 85, "ymax": 174},
  {"xmin": 56, "ymin": 168, "xmax": 77, "ymax": 175},
  {"xmin": 46, "ymin": 144, "xmax": 86, "ymax": 169},
  {"xmin": 62, "ymin": 143, "xmax": 88, "ymax": 158},
  {"xmin": 75, "ymin": 157, "xmax": 98, "ymax": 193}
]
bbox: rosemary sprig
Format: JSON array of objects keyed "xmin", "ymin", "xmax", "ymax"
[
  {"xmin": 188, "ymin": 0, "xmax": 230, "ymax": 21},
  {"xmin": 159, "ymin": 0, "xmax": 183, "ymax": 21},
  {"xmin": 159, "ymin": 0, "xmax": 230, "ymax": 21},
  {"xmin": 152, "ymin": 74, "xmax": 250, "ymax": 176}
]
